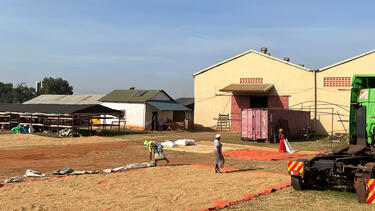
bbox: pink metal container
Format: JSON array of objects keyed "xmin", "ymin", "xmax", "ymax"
[{"xmin": 241, "ymin": 108, "xmax": 310, "ymax": 141}]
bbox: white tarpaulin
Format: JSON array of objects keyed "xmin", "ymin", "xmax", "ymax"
[{"xmin": 284, "ymin": 138, "xmax": 295, "ymax": 153}]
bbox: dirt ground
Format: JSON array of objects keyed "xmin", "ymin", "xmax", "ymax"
[
  {"xmin": 0, "ymin": 165, "xmax": 290, "ymax": 210},
  {"xmin": 0, "ymin": 132, "xmax": 367, "ymax": 210}
]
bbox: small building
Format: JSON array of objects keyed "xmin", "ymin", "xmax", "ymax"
[{"xmin": 99, "ymin": 89, "xmax": 190, "ymax": 130}]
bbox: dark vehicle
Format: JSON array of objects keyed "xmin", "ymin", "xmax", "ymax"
[{"xmin": 288, "ymin": 75, "xmax": 375, "ymax": 203}]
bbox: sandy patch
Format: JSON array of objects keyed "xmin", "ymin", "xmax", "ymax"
[
  {"xmin": 165, "ymin": 141, "xmax": 319, "ymax": 155},
  {"xmin": 0, "ymin": 134, "xmax": 127, "ymax": 150},
  {"xmin": 0, "ymin": 165, "xmax": 289, "ymax": 211}
]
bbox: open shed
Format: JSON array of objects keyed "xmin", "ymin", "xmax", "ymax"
[{"xmin": 0, "ymin": 104, "xmax": 123, "ymax": 134}]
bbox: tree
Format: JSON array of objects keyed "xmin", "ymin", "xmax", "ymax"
[
  {"xmin": 0, "ymin": 82, "xmax": 36, "ymax": 103},
  {"xmin": 12, "ymin": 83, "xmax": 37, "ymax": 104},
  {"xmin": 0, "ymin": 82, "xmax": 14, "ymax": 103},
  {"xmin": 39, "ymin": 77, "xmax": 73, "ymax": 95}
]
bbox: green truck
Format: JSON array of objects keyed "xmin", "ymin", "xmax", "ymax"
[{"xmin": 290, "ymin": 74, "xmax": 375, "ymax": 203}]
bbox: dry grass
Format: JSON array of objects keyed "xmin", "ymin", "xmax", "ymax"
[{"xmin": 225, "ymin": 187, "xmax": 375, "ymax": 211}]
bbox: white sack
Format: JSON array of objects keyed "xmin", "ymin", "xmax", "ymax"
[
  {"xmin": 284, "ymin": 138, "xmax": 295, "ymax": 153},
  {"xmin": 161, "ymin": 140, "xmax": 177, "ymax": 148},
  {"xmin": 174, "ymin": 139, "xmax": 195, "ymax": 146}
]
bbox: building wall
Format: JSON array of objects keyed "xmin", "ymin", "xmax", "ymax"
[
  {"xmin": 145, "ymin": 104, "xmax": 173, "ymax": 128},
  {"xmin": 231, "ymin": 96, "xmax": 250, "ymax": 131},
  {"xmin": 317, "ymin": 52, "xmax": 375, "ymax": 135},
  {"xmin": 101, "ymin": 102, "xmax": 146, "ymax": 129},
  {"xmin": 194, "ymin": 52, "xmax": 314, "ymax": 129},
  {"xmin": 268, "ymin": 96, "xmax": 289, "ymax": 109}
]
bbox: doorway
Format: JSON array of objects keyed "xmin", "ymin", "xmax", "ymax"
[{"xmin": 250, "ymin": 96, "xmax": 268, "ymax": 108}]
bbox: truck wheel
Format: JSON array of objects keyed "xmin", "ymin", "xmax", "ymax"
[
  {"xmin": 291, "ymin": 175, "xmax": 306, "ymax": 190},
  {"xmin": 354, "ymin": 173, "xmax": 367, "ymax": 203}
]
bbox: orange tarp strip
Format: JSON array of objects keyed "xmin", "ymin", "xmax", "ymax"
[
  {"xmin": 219, "ymin": 149, "xmax": 313, "ymax": 160},
  {"xmin": 190, "ymin": 181, "xmax": 291, "ymax": 211}
]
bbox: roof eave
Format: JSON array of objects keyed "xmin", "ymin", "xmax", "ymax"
[
  {"xmin": 319, "ymin": 49, "xmax": 375, "ymax": 72},
  {"xmin": 192, "ymin": 49, "xmax": 310, "ymax": 78}
]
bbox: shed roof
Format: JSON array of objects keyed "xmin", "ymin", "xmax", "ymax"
[
  {"xmin": 23, "ymin": 95, "xmax": 104, "ymax": 105},
  {"xmin": 99, "ymin": 90, "xmax": 171, "ymax": 103},
  {"xmin": 0, "ymin": 104, "xmax": 123, "ymax": 117},
  {"xmin": 175, "ymin": 98, "xmax": 194, "ymax": 106},
  {"xmin": 147, "ymin": 101, "xmax": 190, "ymax": 111},
  {"xmin": 192, "ymin": 49, "xmax": 310, "ymax": 77},
  {"xmin": 220, "ymin": 83, "xmax": 274, "ymax": 93},
  {"xmin": 319, "ymin": 49, "xmax": 375, "ymax": 71}
]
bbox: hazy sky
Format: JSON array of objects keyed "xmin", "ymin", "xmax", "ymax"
[{"xmin": 0, "ymin": 1, "xmax": 374, "ymax": 97}]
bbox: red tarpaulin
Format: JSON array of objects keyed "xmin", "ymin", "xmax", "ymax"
[{"xmin": 220, "ymin": 149, "xmax": 318, "ymax": 161}]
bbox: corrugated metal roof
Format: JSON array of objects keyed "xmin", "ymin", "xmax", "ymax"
[
  {"xmin": 220, "ymin": 83, "xmax": 274, "ymax": 93},
  {"xmin": 99, "ymin": 90, "xmax": 170, "ymax": 103},
  {"xmin": 319, "ymin": 49, "xmax": 375, "ymax": 72},
  {"xmin": 0, "ymin": 104, "xmax": 123, "ymax": 117},
  {"xmin": 192, "ymin": 49, "xmax": 310, "ymax": 77},
  {"xmin": 23, "ymin": 95, "xmax": 104, "ymax": 105},
  {"xmin": 147, "ymin": 101, "xmax": 190, "ymax": 111},
  {"xmin": 175, "ymin": 98, "xmax": 194, "ymax": 106}
]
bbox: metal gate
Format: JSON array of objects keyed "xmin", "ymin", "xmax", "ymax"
[{"xmin": 241, "ymin": 109, "xmax": 268, "ymax": 140}]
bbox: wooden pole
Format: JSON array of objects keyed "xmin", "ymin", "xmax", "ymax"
[
  {"xmin": 57, "ymin": 116, "xmax": 60, "ymax": 133},
  {"xmin": 314, "ymin": 70, "xmax": 318, "ymax": 132},
  {"xmin": 331, "ymin": 108, "xmax": 334, "ymax": 137},
  {"xmin": 71, "ymin": 116, "xmax": 74, "ymax": 137}
]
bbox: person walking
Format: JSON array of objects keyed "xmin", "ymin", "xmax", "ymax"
[
  {"xmin": 144, "ymin": 140, "xmax": 169, "ymax": 166},
  {"xmin": 213, "ymin": 134, "xmax": 225, "ymax": 173},
  {"xmin": 279, "ymin": 128, "xmax": 286, "ymax": 152}
]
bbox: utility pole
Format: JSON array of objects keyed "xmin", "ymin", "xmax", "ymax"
[{"xmin": 314, "ymin": 69, "xmax": 318, "ymax": 131}]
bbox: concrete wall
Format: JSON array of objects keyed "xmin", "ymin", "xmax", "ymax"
[
  {"xmin": 194, "ymin": 51, "xmax": 313, "ymax": 129},
  {"xmin": 101, "ymin": 102, "xmax": 146, "ymax": 129},
  {"xmin": 317, "ymin": 52, "xmax": 375, "ymax": 135}
]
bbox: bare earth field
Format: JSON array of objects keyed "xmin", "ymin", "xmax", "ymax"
[
  {"xmin": 0, "ymin": 132, "xmax": 374, "ymax": 210},
  {"xmin": 0, "ymin": 165, "xmax": 290, "ymax": 210}
]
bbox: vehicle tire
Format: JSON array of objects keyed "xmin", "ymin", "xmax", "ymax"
[
  {"xmin": 291, "ymin": 175, "xmax": 305, "ymax": 190},
  {"xmin": 292, "ymin": 159, "xmax": 314, "ymax": 189},
  {"xmin": 354, "ymin": 173, "xmax": 367, "ymax": 203}
]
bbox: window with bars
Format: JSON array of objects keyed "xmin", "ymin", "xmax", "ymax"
[
  {"xmin": 323, "ymin": 77, "xmax": 351, "ymax": 87},
  {"xmin": 240, "ymin": 78, "xmax": 263, "ymax": 84}
]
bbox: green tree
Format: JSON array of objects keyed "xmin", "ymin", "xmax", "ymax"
[
  {"xmin": 39, "ymin": 77, "xmax": 73, "ymax": 95},
  {"xmin": 0, "ymin": 82, "xmax": 36, "ymax": 103},
  {"xmin": 12, "ymin": 82, "xmax": 36, "ymax": 104}
]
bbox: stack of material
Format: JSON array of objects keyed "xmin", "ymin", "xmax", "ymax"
[
  {"xmin": 103, "ymin": 162, "xmax": 155, "ymax": 173},
  {"xmin": 53, "ymin": 168, "xmax": 98, "ymax": 175},
  {"xmin": 4, "ymin": 176, "xmax": 23, "ymax": 183},
  {"xmin": 216, "ymin": 114, "xmax": 230, "ymax": 131},
  {"xmin": 24, "ymin": 169, "xmax": 45, "ymax": 177}
]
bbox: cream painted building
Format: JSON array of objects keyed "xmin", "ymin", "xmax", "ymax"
[
  {"xmin": 315, "ymin": 50, "xmax": 375, "ymax": 135},
  {"xmin": 193, "ymin": 49, "xmax": 313, "ymax": 132},
  {"xmin": 193, "ymin": 48, "xmax": 375, "ymax": 136}
]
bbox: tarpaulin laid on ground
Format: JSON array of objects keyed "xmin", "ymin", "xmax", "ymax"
[{"xmin": 220, "ymin": 149, "xmax": 316, "ymax": 160}]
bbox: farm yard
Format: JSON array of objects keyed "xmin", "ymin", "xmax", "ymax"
[{"xmin": 0, "ymin": 131, "xmax": 373, "ymax": 210}]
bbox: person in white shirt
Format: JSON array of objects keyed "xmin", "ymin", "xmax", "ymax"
[{"xmin": 213, "ymin": 134, "xmax": 225, "ymax": 173}]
